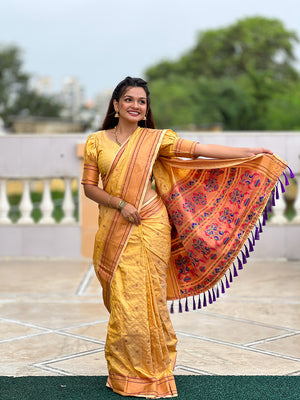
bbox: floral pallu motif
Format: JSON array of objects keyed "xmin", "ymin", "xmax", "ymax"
[{"xmin": 153, "ymin": 154, "xmax": 288, "ymax": 304}]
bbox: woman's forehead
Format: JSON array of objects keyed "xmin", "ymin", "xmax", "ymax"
[{"xmin": 122, "ymin": 86, "xmax": 147, "ymax": 98}]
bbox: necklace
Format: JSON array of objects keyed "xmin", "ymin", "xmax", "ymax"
[{"xmin": 114, "ymin": 126, "xmax": 122, "ymax": 146}]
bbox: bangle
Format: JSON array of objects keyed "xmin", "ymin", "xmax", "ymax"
[
  {"xmin": 118, "ymin": 199, "xmax": 127, "ymax": 211},
  {"xmin": 107, "ymin": 194, "xmax": 112, "ymax": 208}
]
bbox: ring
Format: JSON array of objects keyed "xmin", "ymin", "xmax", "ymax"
[{"xmin": 128, "ymin": 216, "xmax": 134, "ymax": 223}]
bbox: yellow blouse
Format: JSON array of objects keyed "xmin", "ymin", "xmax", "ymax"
[{"xmin": 81, "ymin": 128, "xmax": 197, "ymax": 186}]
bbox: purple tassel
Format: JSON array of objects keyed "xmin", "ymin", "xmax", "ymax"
[
  {"xmin": 179, "ymin": 299, "xmax": 182, "ymax": 313},
  {"xmin": 229, "ymin": 269, "xmax": 233, "ymax": 282},
  {"xmin": 251, "ymin": 231, "xmax": 256, "ymax": 247},
  {"xmin": 170, "ymin": 301, "xmax": 174, "ymax": 314},
  {"xmin": 241, "ymin": 250, "xmax": 247, "ymax": 264},
  {"xmin": 216, "ymin": 285, "xmax": 220, "ymax": 298},
  {"xmin": 283, "ymin": 172, "xmax": 289, "ymax": 186},
  {"xmin": 225, "ymin": 274, "xmax": 230, "ymax": 288},
  {"xmin": 203, "ymin": 292, "xmax": 207, "ymax": 307},
  {"xmin": 237, "ymin": 256, "xmax": 243, "ymax": 270},
  {"xmin": 193, "ymin": 296, "xmax": 196, "ymax": 310},
  {"xmin": 278, "ymin": 177, "xmax": 286, "ymax": 193},
  {"xmin": 244, "ymin": 244, "xmax": 250, "ymax": 258},
  {"xmin": 271, "ymin": 191, "xmax": 276, "ymax": 206},
  {"xmin": 267, "ymin": 200, "xmax": 272, "ymax": 213},
  {"xmin": 255, "ymin": 226, "xmax": 260, "ymax": 241},
  {"xmin": 221, "ymin": 280, "xmax": 225, "ymax": 294},
  {"xmin": 212, "ymin": 288, "xmax": 216, "ymax": 302},
  {"xmin": 287, "ymin": 166, "xmax": 294, "ymax": 178},
  {"xmin": 233, "ymin": 262, "xmax": 238, "ymax": 277},
  {"xmin": 198, "ymin": 294, "xmax": 201, "ymax": 309},
  {"xmin": 275, "ymin": 184, "xmax": 280, "ymax": 200},
  {"xmin": 208, "ymin": 290, "xmax": 213, "ymax": 304},
  {"xmin": 259, "ymin": 219, "xmax": 263, "ymax": 233},
  {"xmin": 248, "ymin": 238, "xmax": 254, "ymax": 252},
  {"xmin": 185, "ymin": 297, "xmax": 189, "ymax": 312},
  {"xmin": 262, "ymin": 208, "xmax": 268, "ymax": 226}
]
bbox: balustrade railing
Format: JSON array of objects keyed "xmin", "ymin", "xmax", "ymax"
[
  {"xmin": 0, "ymin": 174, "xmax": 299, "ymax": 226},
  {"xmin": 0, "ymin": 177, "xmax": 78, "ymax": 225}
]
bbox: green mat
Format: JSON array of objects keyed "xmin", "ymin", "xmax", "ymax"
[{"xmin": 0, "ymin": 376, "xmax": 298, "ymax": 400}]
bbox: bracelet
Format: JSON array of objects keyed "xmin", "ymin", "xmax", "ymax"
[
  {"xmin": 118, "ymin": 199, "xmax": 127, "ymax": 211},
  {"xmin": 107, "ymin": 194, "xmax": 112, "ymax": 208}
]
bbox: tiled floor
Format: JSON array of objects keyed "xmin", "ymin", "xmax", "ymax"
[{"xmin": 0, "ymin": 258, "xmax": 299, "ymax": 377}]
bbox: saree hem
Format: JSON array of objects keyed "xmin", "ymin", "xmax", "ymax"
[{"xmin": 107, "ymin": 374, "xmax": 178, "ymax": 398}]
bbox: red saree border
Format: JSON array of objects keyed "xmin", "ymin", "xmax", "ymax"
[{"xmin": 107, "ymin": 373, "xmax": 177, "ymax": 398}]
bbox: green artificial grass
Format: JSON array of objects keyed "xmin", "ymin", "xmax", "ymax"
[{"xmin": 0, "ymin": 376, "xmax": 299, "ymax": 400}]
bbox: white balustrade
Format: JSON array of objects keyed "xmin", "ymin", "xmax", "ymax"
[
  {"xmin": 18, "ymin": 179, "xmax": 34, "ymax": 224},
  {"xmin": 39, "ymin": 179, "xmax": 55, "ymax": 224},
  {"xmin": 61, "ymin": 178, "xmax": 76, "ymax": 224},
  {"xmin": 292, "ymin": 174, "xmax": 300, "ymax": 224},
  {"xmin": 271, "ymin": 176, "xmax": 288, "ymax": 224},
  {"xmin": 0, "ymin": 179, "xmax": 11, "ymax": 224}
]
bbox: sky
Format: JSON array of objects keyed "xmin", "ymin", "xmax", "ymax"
[{"xmin": 1, "ymin": 0, "xmax": 300, "ymax": 100}]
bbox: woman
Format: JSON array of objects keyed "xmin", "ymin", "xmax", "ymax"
[{"xmin": 81, "ymin": 77, "xmax": 288, "ymax": 398}]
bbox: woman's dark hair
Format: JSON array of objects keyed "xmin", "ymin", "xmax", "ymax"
[{"xmin": 101, "ymin": 76, "xmax": 155, "ymax": 130}]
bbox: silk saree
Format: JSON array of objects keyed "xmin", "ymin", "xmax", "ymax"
[{"xmin": 82, "ymin": 127, "xmax": 289, "ymax": 398}]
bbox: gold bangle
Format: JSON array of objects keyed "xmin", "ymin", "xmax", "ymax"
[
  {"xmin": 118, "ymin": 199, "xmax": 127, "ymax": 211},
  {"xmin": 107, "ymin": 194, "xmax": 112, "ymax": 208}
]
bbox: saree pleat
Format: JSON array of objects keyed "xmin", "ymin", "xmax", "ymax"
[{"xmin": 106, "ymin": 196, "xmax": 178, "ymax": 398}]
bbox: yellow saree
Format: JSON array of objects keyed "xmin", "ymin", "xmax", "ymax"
[{"xmin": 82, "ymin": 127, "xmax": 290, "ymax": 398}]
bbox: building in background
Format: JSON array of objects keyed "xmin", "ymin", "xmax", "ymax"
[{"xmin": 59, "ymin": 77, "xmax": 85, "ymax": 121}]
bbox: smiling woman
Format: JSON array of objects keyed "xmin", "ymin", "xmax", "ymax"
[{"xmin": 81, "ymin": 76, "xmax": 288, "ymax": 398}]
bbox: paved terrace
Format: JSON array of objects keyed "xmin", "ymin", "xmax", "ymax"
[{"xmin": 0, "ymin": 258, "xmax": 299, "ymax": 377}]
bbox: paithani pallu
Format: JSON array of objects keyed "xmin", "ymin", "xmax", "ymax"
[{"xmin": 153, "ymin": 153, "xmax": 291, "ymax": 311}]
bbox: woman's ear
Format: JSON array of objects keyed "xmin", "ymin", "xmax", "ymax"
[{"xmin": 113, "ymin": 99, "xmax": 118, "ymax": 112}]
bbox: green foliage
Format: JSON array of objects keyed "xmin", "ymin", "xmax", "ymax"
[
  {"xmin": 264, "ymin": 82, "xmax": 300, "ymax": 130},
  {"xmin": 146, "ymin": 16, "xmax": 300, "ymax": 130},
  {"xmin": 8, "ymin": 191, "xmax": 78, "ymax": 223},
  {"xmin": 0, "ymin": 44, "xmax": 62, "ymax": 125}
]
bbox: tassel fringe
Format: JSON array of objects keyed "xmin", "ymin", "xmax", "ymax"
[{"xmin": 168, "ymin": 164, "xmax": 294, "ymax": 314}]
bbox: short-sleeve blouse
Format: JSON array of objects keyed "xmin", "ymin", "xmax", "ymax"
[{"xmin": 81, "ymin": 129, "xmax": 197, "ymax": 186}]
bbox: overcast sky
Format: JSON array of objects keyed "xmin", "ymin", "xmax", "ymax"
[{"xmin": 1, "ymin": 0, "xmax": 299, "ymax": 99}]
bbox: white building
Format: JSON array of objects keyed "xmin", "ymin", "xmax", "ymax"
[{"xmin": 60, "ymin": 77, "xmax": 85, "ymax": 120}]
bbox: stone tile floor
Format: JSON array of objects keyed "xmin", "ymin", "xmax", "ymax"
[{"xmin": 0, "ymin": 258, "xmax": 299, "ymax": 377}]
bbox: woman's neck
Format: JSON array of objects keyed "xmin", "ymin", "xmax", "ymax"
[{"xmin": 116, "ymin": 120, "xmax": 139, "ymax": 136}]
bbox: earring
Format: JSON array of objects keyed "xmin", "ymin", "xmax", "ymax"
[
  {"xmin": 114, "ymin": 111, "xmax": 119, "ymax": 118},
  {"xmin": 143, "ymin": 115, "xmax": 147, "ymax": 120}
]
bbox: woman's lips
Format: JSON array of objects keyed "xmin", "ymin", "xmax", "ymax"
[{"xmin": 128, "ymin": 111, "xmax": 140, "ymax": 116}]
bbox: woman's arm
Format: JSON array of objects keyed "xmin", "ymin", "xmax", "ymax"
[
  {"xmin": 194, "ymin": 143, "xmax": 273, "ymax": 159},
  {"xmin": 83, "ymin": 185, "xmax": 141, "ymax": 225}
]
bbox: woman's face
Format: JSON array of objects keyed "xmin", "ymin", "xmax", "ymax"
[{"xmin": 114, "ymin": 86, "xmax": 147, "ymax": 124}]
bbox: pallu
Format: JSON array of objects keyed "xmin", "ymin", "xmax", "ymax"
[
  {"xmin": 153, "ymin": 154, "xmax": 290, "ymax": 307},
  {"xmin": 82, "ymin": 127, "xmax": 291, "ymax": 398}
]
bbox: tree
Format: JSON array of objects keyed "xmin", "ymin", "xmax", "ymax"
[
  {"xmin": 264, "ymin": 82, "xmax": 300, "ymax": 130},
  {"xmin": 0, "ymin": 44, "xmax": 62, "ymax": 126},
  {"xmin": 146, "ymin": 17, "xmax": 300, "ymax": 130}
]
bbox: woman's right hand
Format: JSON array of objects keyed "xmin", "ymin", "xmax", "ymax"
[{"xmin": 121, "ymin": 203, "xmax": 141, "ymax": 225}]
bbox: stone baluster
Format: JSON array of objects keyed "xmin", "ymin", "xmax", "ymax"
[
  {"xmin": 0, "ymin": 179, "xmax": 11, "ymax": 224},
  {"xmin": 39, "ymin": 178, "xmax": 55, "ymax": 224},
  {"xmin": 271, "ymin": 178, "xmax": 288, "ymax": 225},
  {"xmin": 61, "ymin": 178, "xmax": 76, "ymax": 224},
  {"xmin": 18, "ymin": 179, "xmax": 34, "ymax": 224},
  {"xmin": 292, "ymin": 174, "xmax": 300, "ymax": 223}
]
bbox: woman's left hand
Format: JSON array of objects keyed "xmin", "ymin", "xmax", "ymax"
[
  {"xmin": 121, "ymin": 203, "xmax": 141, "ymax": 225},
  {"xmin": 244, "ymin": 147, "xmax": 273, "ymax": 157}
]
